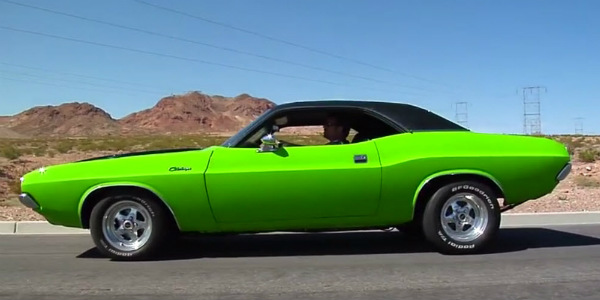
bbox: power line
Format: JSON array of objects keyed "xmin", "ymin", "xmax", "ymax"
[
  {"xmin": 0, "ymin": 76, "xmax": 162, "ymax": 98},
  {"xmin": 131, "ymin": 0, "xmax": 453, "ymax": 88},
  {"xmin": 133, "ymin": 0, "xmax": 394, "ymax": 72},
  {"xmin": 0, "ymin": 0, "xmax": 426, "ymax": 89},
  {"xmin": 0, "ymin": 25, "xmax": 413, "ymax": 94},
  {"xmin": 0, "ymin": 69, "xmax": 162, "ymax": 95},
  {"xmin": 0, "ymin": 62, "xmax": 178, "ymax": 92}
]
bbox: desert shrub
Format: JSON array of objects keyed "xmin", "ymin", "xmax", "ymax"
[
  {"xmin": 145, "ymin": 139, "xmax": 175, "ymax": 151},
  {"xmin": 32, "ymin": 147, "xmax": 46, "ymax": 157},
  {"xmin": 54, "ymin": 140, "xmax": 74, "ymax": 154},
  {"xmin": 8, "ymin": 178, "xmax": 21, "ymax": 194},
  {"xmin": 579, "ymin": 149, "xmax": 598, "ymax": 163},
  {"xmin": 556, "ymin": 136, "xmax": 585, "ymax": 155},
  {"xmin": 0, "ymin": 145, "xmax": 22, "ymax": 160},
  {"xmin": 76, "ymin": 139, "xmax": 97, "ymax": 152}
]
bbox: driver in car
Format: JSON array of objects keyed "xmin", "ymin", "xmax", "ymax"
[{"xmin": 323, "ymin": 114, "xmax": 350, "ymax": 145}]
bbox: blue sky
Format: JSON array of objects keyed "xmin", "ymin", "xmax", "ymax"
[{"xmin": 0, "ymin": 0, "xmax": 598, "ymax": 134}]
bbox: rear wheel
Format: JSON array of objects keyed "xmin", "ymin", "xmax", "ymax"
[
  {"xmin": 422, "ymin": 181, "xmax": 500, "ymax": 254},
  {"xmin": 89, "ymin": 194, "xmax": 173, "ymax": 260}
]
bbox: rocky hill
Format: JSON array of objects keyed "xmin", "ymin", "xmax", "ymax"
[
  {"xmin": 0, "ymin": 92, "xmax": 276, "ymax": 137},
  {"xmin": 2, "ymin": 102, "xmax": 119, "ymax": 137},
  {"xmin": 119, "ymin": 92, "xmax": 275, "ymax": 134},
  {"xmin": 0, "ymin": 128, "xmax": 27, "ymax": 139}
]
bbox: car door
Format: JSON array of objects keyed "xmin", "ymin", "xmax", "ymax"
[{"xmin": 204, "ymin": 140, "xmax": 382, "ymax": 223}]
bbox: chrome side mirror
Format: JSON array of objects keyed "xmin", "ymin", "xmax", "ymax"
[{"xmin": 258, "ymin": 134, "xmax": 280, "ymax": 152}]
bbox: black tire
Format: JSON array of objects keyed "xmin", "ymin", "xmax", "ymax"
[
  {"xmin": 89, "ymin": 193, "xmax": 173, "ymax": 260},
  {"xmin": 422, "ymin": 181, "xmax": 500, "ymax": 254}
]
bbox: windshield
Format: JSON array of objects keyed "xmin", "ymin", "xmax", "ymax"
[{"xmin": 221, "ymin": 108, "xmax": 274, "ymax": 147}]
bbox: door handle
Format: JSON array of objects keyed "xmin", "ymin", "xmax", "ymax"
[{"xmin": 354, "ymin": 154, "xmax": 367, "ymax": 163}]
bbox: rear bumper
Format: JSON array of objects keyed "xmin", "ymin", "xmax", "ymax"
[
  {"xmin": 556, "ymin": 162, "xmax": 572, "ymax": 181},
  {"xmin": 18, "ymin": 193, "xmax": 39, "ymax": 209}
]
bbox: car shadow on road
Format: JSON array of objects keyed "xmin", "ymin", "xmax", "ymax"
[{"xmin": 77, "ymin": 226, "xmax": 600, "ymax": 261}]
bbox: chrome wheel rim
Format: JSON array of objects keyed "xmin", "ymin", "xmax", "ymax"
[
  {"xmin": 440, "ymin": 193, "xmax": 488, "ymax": 242},
  {"xmin": 102, "ymin": 200, "xmax": 152, "ymax": 252}
]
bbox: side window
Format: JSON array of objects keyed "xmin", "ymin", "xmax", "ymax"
[
  {"xmin": 234, "ymin": 107, "xmax": 402, "ymax": 148},
  {"xmin": 277, "ymin": 126, "xmax": 328, "ymax": 146}
]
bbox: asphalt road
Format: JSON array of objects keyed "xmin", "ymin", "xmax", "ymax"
[{"xmin": 2, "ymin": 225, "xmax": 600, "ymax": 300}]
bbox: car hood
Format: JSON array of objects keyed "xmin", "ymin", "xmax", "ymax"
[
  {"xmin": 20, "ymin": 146, "xmax": 215, "ymax": 187},
  {"xmin": 76, "ymin": 147, "xmax": 203, "ymax": 163}
]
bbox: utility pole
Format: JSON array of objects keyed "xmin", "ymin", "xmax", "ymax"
[
  {"xmin": 455, "ymin": 101, "xmax": 469, "ymax": 128},
  {"xmin": 521, "ymin": 86, "xmax": 546, "ymax": 135},
  {"xmin": 575, "ymin": 117, "xmax": 584, "ymax": 135}
]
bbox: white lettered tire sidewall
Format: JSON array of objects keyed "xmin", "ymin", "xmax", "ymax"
[
  {"xmin": 422, "ymin": 181, "xmax": 501, "ymax": 254},
  {"xmin": 89, "ymin": 194, "xmax": 169, "ymax": 260}
]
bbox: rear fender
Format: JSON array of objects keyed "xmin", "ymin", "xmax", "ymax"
[{"xmin": 413, "ymin": 169, "xmax": 505, "ymax": 207}]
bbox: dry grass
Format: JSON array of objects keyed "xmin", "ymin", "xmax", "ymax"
[
  {"xmin": 0, "ymin": 135, "xmax": 228, "ymax": 158},
  {"xmin": 579, "ymin": 149, "xmax": 599, "ymax": 163},
  {"xmin": 0, "ymin": 134, "xmax": 332, "ymax": 160},
  {"xmin": 0, "ymin": 145, "xmax": 22, "ymax": 160},
  {"xmin": 0, "ymin": 133, "xmax": 597, "ymax": 162},
  {"xmin": 549, "ymin": 135, "xmax": 600, "ymax": 160},
  {"xmin": 8, "ymin": 178, "xmax": 20, "ymax": 194},
  {"xmin": 554, "ymin": 135, "xmax": 586, "ymax": 155}
]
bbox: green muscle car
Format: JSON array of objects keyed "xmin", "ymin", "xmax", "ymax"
[{"xmin": 18, "ymin": 100, "xmax": 572, "ymax": 260}]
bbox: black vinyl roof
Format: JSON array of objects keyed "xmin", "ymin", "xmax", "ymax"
[
  {"xmin": 271, "ymin": 100, "xmax": 468, "ymax": 132},
  {"xmin": 222, "ymin": 100, "xmax": 468, "ymax": 147}
]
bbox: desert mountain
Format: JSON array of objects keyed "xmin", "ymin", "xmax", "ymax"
[
  {"xmin": 0, "ymin": 92, "xmax": 276, "ymax": 137},
  {"xmin": 0, "ymin": 127, "xmax": 27, "ymax": 139},
  {"xmin": 2, "ymin": 102, "xmax": 119, "ymax": 137},
  {"xmin": 119, "ymin": 92, "xmax": 275, "ymax": 134}
]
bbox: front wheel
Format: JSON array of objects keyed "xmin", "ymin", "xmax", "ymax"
[
  {"xmin": 422, "ymin": 181, "xmax": 501, "ymax": 254},
  {"xmin": 89, "ymin": 194, "xmax": 173, "ymax": 260}
]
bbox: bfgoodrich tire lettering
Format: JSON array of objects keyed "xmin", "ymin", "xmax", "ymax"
[
  {"xmin": 89, "ymin": 194, "xmax": 171, "ymax": 260},
  {"xmin": 422, "ymin": 181, "xmax": 500, "ymax": 254}
]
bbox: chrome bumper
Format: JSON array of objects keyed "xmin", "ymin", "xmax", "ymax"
[
  {"xmin": 18, "ymin": 193, "xmax": 39, "ymax": 209},
  {"xmin": 556, "ymin": 162, "xmax": 572, "ymax": 181}
]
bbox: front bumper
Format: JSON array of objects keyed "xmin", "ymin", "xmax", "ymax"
[
  {"xmin": 556, "ymin": 162, "xmax": 572, "ymax": 181},
  {"xmin": 18, "ymin": 193, "xmax": 39, "ymax": 209}
]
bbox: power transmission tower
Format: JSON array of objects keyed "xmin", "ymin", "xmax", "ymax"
[
  {"xmin": 575, "ymin": 117, "xmax": 584, "ymax": 135},
  {"xmin": 521, "ymin": 86, "xmax": 546, "ymax": 135},
  {"xmin": 455, "ymin": 101, "xmax": 469, "ymax": 128}
]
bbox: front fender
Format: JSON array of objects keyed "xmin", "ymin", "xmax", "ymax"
[
  {"xmin": 78, "ymin": 181, "xmax": 173, "ymax": 222},
  {"xmin": 77, "ymin": 177, "xmax": 219, "ymax": 232}
]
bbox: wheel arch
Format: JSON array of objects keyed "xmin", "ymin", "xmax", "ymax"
[
  {"xmin": 412, "ymin": 170, "xmax": 505, "ymax": 221},
  {"xmin": 78, "ymin": 183, "xmax": 180, "ymax": 230}
]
